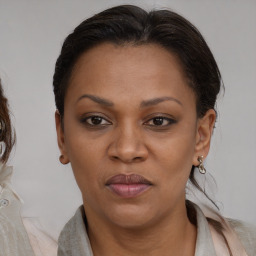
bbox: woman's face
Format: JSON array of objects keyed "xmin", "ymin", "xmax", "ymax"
[{"xmin": 56, "ymin": 43, "xmax": 215, "ymax": 228}]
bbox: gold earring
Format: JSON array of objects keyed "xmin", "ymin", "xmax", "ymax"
[{"xmin": 197, "ymin": 156, "xmax": 206, "ymax": 174}]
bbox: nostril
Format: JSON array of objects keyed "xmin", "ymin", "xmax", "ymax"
[
  {"xmin": 111, "ymin": 156, "xmax": 119, "ymax": 161},
  {"xmin": 110, "ymin": 155, "xmax": 144, "ymax": 163}
]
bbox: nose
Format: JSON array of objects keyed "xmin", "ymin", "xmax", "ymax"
[{"xmin": 107, "ymin": 125, "xmax": 148, "ymax": 163}]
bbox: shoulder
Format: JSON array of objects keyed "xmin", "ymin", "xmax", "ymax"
[{"xmin": 227, "ymin": 218, "xmax": 256, "ymax": 256}]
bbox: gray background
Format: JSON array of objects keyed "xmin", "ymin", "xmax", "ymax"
[{"xmin": 0, "ymin": 0, "xmax": 255, "ymax": 239}]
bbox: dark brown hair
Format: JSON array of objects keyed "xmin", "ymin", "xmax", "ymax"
[
  {"xmin": 0, "ymin": 79, "xmax": 15, "ymax": 163},
  {"xmin": 53, "ymin": 5, "xmax": 222, "ymax": 118}
]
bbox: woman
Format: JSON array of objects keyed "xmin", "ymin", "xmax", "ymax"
[
  {"xmin": 54, "ymin": 5, "xmax": 256, "ymax": 256},
  {"xmin": 0, "ymin": 79, "xmax": 57, "ymax": 256}
]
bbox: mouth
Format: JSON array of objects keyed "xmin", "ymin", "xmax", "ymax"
[{"xmin": 106, "ymin": 174, "xmax": 152, "ymax": 198}]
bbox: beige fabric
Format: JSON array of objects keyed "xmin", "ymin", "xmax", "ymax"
[
  {"xmin": 198, "ymin": 204, "xmax": 254, "ymax": 256},
  {"xmin": 209, "ymin": 224, "xmax": 248, "ymax": 256},
  {"xmin": 23, "ymin": 218, "xmax": 57, "ymax": 256},
  {"xmin": 210, "ymin": 221, "xmax": 248, "ymax": 256},
  {"xmin": 58, "ymin": 203, "xmax": 256, "ymax": 256},
  {"xmin": 0, "ymin": 163, "xmax": 57, "ymax": 256},
  {"xmin": 229, "ymin": 219, "xmax": 256, "ymax": 256},
  {"xmin": 193, "ymin": 203, "xmax": 249, "ymax": 256}
]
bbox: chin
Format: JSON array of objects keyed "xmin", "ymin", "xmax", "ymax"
[{"xmin": 105, "ymin": 204, "xmax": 157, "ymax": 229}]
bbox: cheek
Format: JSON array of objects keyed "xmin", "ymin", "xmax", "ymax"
[
  {"xmin": 64, "ymin": 129, "xmax": 106, "ymax": 193},
  {"xmin": 64, "ymin": 113, "xmax": 106, "ymax": 164},
  {"xmin": 149, "ymin": 128, "xmax": 196, "ymax": 191},
  {"xmin": 151, "ymin": 129, "xmax": 196, "ymax": 167}
]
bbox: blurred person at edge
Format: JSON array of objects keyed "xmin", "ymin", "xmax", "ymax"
[
  {"xmin": 0, "ymin": 79, "xmax": 57, "ymax": 256},
  {"xmin": 54, "ymin": 5, "xmax": 256, "ymax": 256}
]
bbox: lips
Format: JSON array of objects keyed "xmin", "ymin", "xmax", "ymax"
[{"xmin": 106, "ymin": 174, "xmax": 152, "ymax": 198}]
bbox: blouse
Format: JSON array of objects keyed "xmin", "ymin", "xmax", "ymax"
[{"xmin": 0, "ymin": 163, "xmax": 57, "ymax": 256}]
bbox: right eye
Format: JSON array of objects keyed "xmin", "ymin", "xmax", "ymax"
[{"xmin": 82, "ymin": 115, "xmax": 111, "ymax": 126}]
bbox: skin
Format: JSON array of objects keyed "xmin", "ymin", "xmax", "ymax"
[{"xmin": 56, "ymin": 43, "xmax": 216, "ymax": 256}]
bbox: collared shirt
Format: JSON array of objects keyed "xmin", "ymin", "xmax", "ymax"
[{"xmin": 0, "ymin": 163, "xmax": 57, "ymax": 256}]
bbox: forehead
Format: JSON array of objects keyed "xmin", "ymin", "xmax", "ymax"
[{"xmin": 66, "ymin": 43, "xmax": 195, "ymax": 105}]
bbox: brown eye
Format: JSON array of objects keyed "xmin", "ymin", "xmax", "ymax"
[
  {"xmin": 84, "ymin": 116, "xmax": 111, "ymax": 126},
  {"xmin": 146, "ymin": 117, "xmax": 175, "ymax": 126},
  {"xmin": 153, "ymin": 117, "xmax": 164, "ymax": 126},
  {"xmin": 91, "ymin": 116, "xmax": 103, "ymax": 125}
]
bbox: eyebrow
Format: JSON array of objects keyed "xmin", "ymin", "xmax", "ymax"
[
  {"xmin": 140, "ymin": 97, "xmax": 182, "ymax": 108},
  {"xmin": 76, "ymin": 94, "xmax": 182, "ymax": 108},
  {"xmin": 76, "ymin": 94, "xmax": 114, "ymax": 107}
]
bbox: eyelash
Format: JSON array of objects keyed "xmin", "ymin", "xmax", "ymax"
[
  {"xmin": 144, "ymin": 116, "xmax": 176, "ymax": 127},
  {"xmin": 80, "ymin": 115, "xmax": 176, "ymax": 129},
  {"xmin": 81, "ymin": 115, "xmax": 112, "ymax": 127}
]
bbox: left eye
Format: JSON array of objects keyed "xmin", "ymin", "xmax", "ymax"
[
  {"xmin": 145, "ymin": 117, "xmax": 175, "ymax": 126},
  {"xmin": 84, "ymin": 116, "xmax": 111, "ymax": 126}
]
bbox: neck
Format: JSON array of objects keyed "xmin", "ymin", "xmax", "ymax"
[{"xmin": 85, "ymin": 201, "xmax": 197, "ymax": 256}]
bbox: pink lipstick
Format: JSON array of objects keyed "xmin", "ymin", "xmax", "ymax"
[{"xmin": 106, "ymin": 174, "xmax": 152, "ymax": 198}]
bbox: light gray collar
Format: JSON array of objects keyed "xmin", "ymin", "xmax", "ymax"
[
  {"xmin": 193, "ymin": 204, "xmax": 217, "ymax": 256},
  {"xmin": 58, "ymin": 206, "xmax": 93, "ymax": 256},
  {"xmin": 58, "ymin": 203, "xmax": 216, "ymax": 256}
]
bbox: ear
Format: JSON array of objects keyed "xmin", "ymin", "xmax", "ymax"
[
  {"xmin": 55, "ymin": 110, "xmax": 70, "ymax": 165},
  {"xmin": 192, "ymin": 109, "xmax": 216, "ymax": 166}
]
